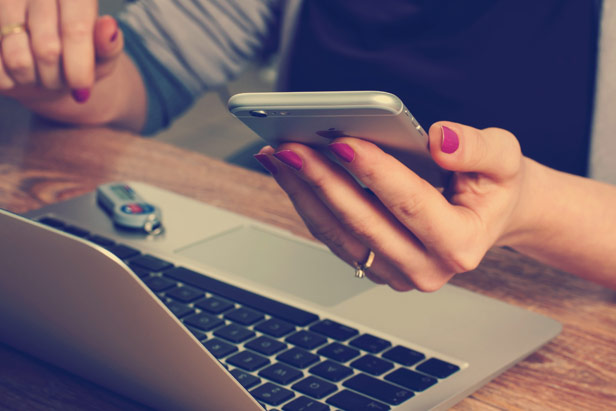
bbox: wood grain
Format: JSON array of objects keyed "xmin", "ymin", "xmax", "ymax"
[{"xmin": 0, "ymin": 101, "xmax": 614, "ymax": 410}]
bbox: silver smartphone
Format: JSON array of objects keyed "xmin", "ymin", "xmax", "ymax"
[{"xmin": 228, "ymin": 90, "xmax": 449, "ymax": 186}]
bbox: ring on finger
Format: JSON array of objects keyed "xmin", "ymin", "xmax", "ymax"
[
  {"xmin": 0, "ymin": 23, "xmax": 27, "ymax": 38},
  {"xmin": 354, "ymin": 249, "xmax": 375, "ymax": 279}
]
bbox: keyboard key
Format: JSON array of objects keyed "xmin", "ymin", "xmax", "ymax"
[
  {"xmin": 343, "ymin": 374, "xmax": 413, "ymax": 406},
  {"xmin": 384, "ymin": 368, "xmax": 437, "ymax": 392},
  {"xmin": 326, "ymin": 390, "xmax": 389, "ymax": 410},
  {"xmin": 225, "ymin": 307, "xmax": 264, "ymax": 325},
  {"xmin": 317, "ymin": 343, "xmax": 360, "ymax": 363},
  {"xmin": 142, "ymin": 275, "xmax": 176, "ymax": 292},
  {"xmin": 194, "ymin": 297, "xmax": 234, "ymax": 314},
  {"xmin": 282, "ymin": 396, "xmax": 329, "ymax": 411},
  {"xmin": 87, "ymin": 234, "xmax": 115, "ymax": 247},
  {"xmin": 214, "ymin": 323, "xmax": 255, "ymax": 343},
  {"xmin": 245, "ymin": 336, "xmax": 287, "ymax": 356},
  {"xmin": 183, "ymin": 312, "xmax": 224, "ymax": 332},
  {"xmin": 107, "ymin": 244, "xmax": 140, "ymax": 259},
  {"xmin": 130, "ymin": 254, "xmax": 173, "ymax": 272},
  {"xmin": 38, "ymin": 216, "xmax": 66, "ymax": 229},
  {"xmin": 165, "ymin": 286, "xmax": 204, "ymax": 303},
  {"xmin": 255, "ymin": 318, "xmax": 295, "ymax": 338},
  {"xmin": 203, "ymin": 338, "xmax": 238, "ymax": 359},
  {"xmin": 416, "ymin": 358, "xmax": 460, "ymax": 379},
  {"xmin": 277, "ymin": 348, "xmax": 320, "ymax": 369},
  {"xmin": 292, "ymin": 376, "xmax": 337, "ymax": 399},
  {"xmin": 259, "ymin": 363, "xmax": 303, "ymax": 385},
  {"xmin": 231, "ymin": 368, "xmax": 261, "ymax": 389},
  {"xmin": 286, "ymin": 331, "xmax": 327, "ymax": 350},
  {"xmin": 164, "ymin": 266, "xmax": 319, "ymax": 326},
  {"xmin": 309, "ymin": 360, "xmax": 353, "ymax": 382},
  {"xmin": 349, "ymin": 334, "xmax": 391, "ymax": 353},
  {"xmin": 251, "ymin": 382, "xmax": 294, "ymax": 406},
  {"xmin": 64, "ymin": 225, "xmax": 89, "ymax": 237},
  {"xmin": 350, "ymin": 355, "xmax": 394, "ymax": 376},
  {"xmin": 130, "ymin": 266, "xmax": 150, "ymax": 278},
  {"xmin": 186, "ymin": 326, "xmax": 207, "ymax": 341},
  {"xmin": 382, "ymin": 345, "xmax": 425, "ymax": 366},
  {"xmin": 310, "ymin": 319, "xmax": 358, "ymax": 341},
  {"xmin": 164, "ymin": 300, "xmax": 195, "ymax": 318},
  {"xmin": 227, "ymin": 351, "xmax": 270, "ymax": 372}
]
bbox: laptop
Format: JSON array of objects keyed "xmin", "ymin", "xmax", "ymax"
[{"xmin": 0, "ymin": 181, "xmax": 561, "ymax": 410}]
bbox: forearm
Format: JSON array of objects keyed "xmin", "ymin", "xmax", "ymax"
[
  {"xmin": 507, "ymin": 158, "xmax": 616, "ymax": 288},
  {"xmin": 9, "ymin": 53, "xmax": 146, "ymax": 133}
]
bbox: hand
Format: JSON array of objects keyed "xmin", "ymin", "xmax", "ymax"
[
  {"xmin": 0, "ymin": 0, "xmax": 123, "ymax": 103},
  {"xmin": 254, "ymin": 122, "xmax": 529, "ymax": 292}
]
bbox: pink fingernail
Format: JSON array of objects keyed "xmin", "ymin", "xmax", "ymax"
[
  {"xmin": 329, "ymin": 142, "xmax": 355, "ymax": 163},
  {"xmin": 273, "ymin": 150, "xmax": 303, "ymax": 170},
  {"xmin": 110, "ymin": 29, "xmax": 119, "ymax": 42},
  {"xmin": 441, "ymin": 126, "xmax": 459, "ymax": 154},
  {"xmin": 71, "ymin": 88, "xmax": 90, "ymax": 103},
  {"xmin": 253, "ymin": 154, "xmax": 278, "ymax": 175}
]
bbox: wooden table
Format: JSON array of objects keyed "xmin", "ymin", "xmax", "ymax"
[{"xmin": 1, "ymin": 100, "xmax": 615, "ymax": 410}]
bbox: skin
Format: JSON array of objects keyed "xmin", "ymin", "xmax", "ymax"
[
  {"xmin": 256, "ymin": 122, "xmax": 616, "ymax": 291},
  {"xmin": 0, "ymin": 0, "xmax": 146, "ymax": 131}
]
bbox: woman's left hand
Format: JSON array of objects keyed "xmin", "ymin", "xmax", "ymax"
[{"xmin": 254, "ymin": 121, "xmax": 529, "ymax": 292}]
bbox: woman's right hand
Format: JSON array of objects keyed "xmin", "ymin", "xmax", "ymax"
[{"xmin": 0, "ymin": 0, "xmax": 123, "ymax": 104}]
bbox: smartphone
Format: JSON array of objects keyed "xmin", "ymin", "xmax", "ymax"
[{"xmin": 228, "ymin": 90, "xmax": 449, "ymax": 186}]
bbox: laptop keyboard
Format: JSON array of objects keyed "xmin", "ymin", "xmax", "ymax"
[{"xmin": 38, "ymin": 216, "xmax": 461, "ymax": 410}]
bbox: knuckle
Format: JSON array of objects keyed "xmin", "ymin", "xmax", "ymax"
[
  {"xmin": 61, "ymin": 21, "xmax": 92, "ymax": 40},
  {"xmin": 32, "ymin": 39, "xmax": 62, "ymax": 65},
  {"xmin": 441, "ymin": 248, "xmax": 483, "ymax": 274},
  {"xmin": 389, "ymin": 186, "xmax": 429, "ymax": 220},
  {"xmin": 306, "ymin": 221, "xmax": 345, "ymax": 251},
  {"xmin": 3, "ymin": 52, "xmax": 34, "ymax": 78}
]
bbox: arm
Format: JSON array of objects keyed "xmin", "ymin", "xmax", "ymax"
[
  {"xmin": 254, "ymin": 122, "xmax": 616, "ymax": 291},
  {"xmin": 0, "ymin": 0, "xmax": 147, "ymax": 132},
  {"xmin": 506, "ymin": 159, "xmax": 616, "ymax": 288}
]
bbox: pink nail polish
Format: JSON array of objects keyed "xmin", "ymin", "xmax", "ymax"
[
  {"xmin": 253, "ymin": 154, "xmax": 278, "ymax": 175},
  {"xmin": 441, "ymin": 126, "xmax": 459, "ymax": 154},
  {"xmin": 273, "ymin": 150, "xmax": 303, "ymax": 171},
  {"xmin": 71, "ymin": 88, "xmax": 90, "ymax": 104},
  {"xmin": 329, "ymin": 142, "xmax": 355, "ymax": 163},
  {"xmin": 110, "ymin": 29, "xmax": 119, "ymax": 42}
]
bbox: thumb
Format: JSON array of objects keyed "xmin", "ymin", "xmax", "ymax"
[
  {"xmin": 428, "ymin": 121, "xmax": 523, "ymax": 181},
  {"xmin": 94, "ymin": 15, "xmax": 124, "ymax": 63}
]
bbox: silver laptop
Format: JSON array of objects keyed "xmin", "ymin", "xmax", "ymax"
[{"xmin": 0, "ymin": 181, "xmax": 561, "ymax": 410}]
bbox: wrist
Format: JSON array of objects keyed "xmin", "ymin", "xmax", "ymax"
[{"xmin": 495, "ymin": 157, "xmax": 550, "ymax": 249}]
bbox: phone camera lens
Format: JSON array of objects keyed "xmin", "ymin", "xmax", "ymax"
[{"xmin": 249, "ymin": 110, "xmax": 268, "ymax": 118}]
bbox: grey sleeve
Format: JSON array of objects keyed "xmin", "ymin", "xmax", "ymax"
[{"xmin": 118, "ymin": 0, "xmax": 282, "ymax": 103}]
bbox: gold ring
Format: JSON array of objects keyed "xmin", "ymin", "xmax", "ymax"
[
  {"xmin": 354, "ymin": 249, "xmax": 375, "ymax": 279},
  {"xmin": 0, "ymin": 23, "xmax": 27, "ymax": 38}
]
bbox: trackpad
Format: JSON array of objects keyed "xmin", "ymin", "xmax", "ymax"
[{"xmin": 175, "ymin": 225, "xmax": 375, "ymax": 306}]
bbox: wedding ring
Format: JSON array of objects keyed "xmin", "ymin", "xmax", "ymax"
[
  {"xmin": 0, "ymin": 23, "xmax": 27, "ymax": 38},
  {"xmin": 354, "ymin": 249, "xmax": 375, "ymax": 279}
]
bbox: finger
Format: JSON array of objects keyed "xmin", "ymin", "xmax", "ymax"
[
  {"xmin": 93, "ymin": 15, "xmax": 124, "ymax": 80},
  {"xmin": 327, "ymin": 138, "xmax": 470, "ymax": 255},
  {"xmin": 271, "ymin": 143, "xmax": 430, "ymax": 290},
  {"xmin": 58, "ymin": 0, "xmax": 97, "ymax": 95},
  {"xmin": 258, "ymin": 146, "xmax": 414, "ymax": 290},
  {"xmin": 29, "ymin": 0, "xmax": 62, "ymax": 89},
  {"xmin": 0, "ymin": 0, "xmax": 36, "ymax": 85},
  {"xmin": 428, "ymin": 122, "xmax": 523, "ymax": 181},
  {"xmin": 0, "ymin": 53, "xmax": 16, "ymax": 89}
]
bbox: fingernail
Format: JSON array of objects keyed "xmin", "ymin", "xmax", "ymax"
[
  {"xmin": 253, "ymin": 154, "xmax": 278, "ymax": 175},
  {"xmin": 71, "ymin": 88, "xmax": 90, "ymax": 104},
  {"xmin": 273, "ymin": 150, "xmax": 303, "ymax": 171},
  {"xmin": 441, "ymin": 125, "xmax": 459, "ymax": 154},
  {"xmin": 110, "ymin": 29, "xmax": 119, "ymax": 42},
  {"xmin": 329, "ymin": 142, "xmax": 355, "ymax": 162}
]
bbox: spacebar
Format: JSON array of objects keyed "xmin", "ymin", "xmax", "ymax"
[{"xmin": 164, "ymin": 266, "xmax": 319, "ymax": 327}]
